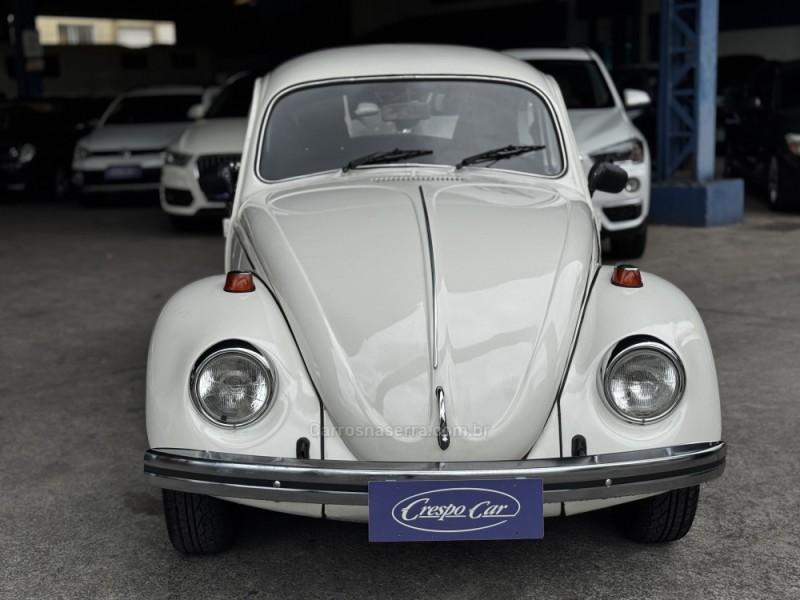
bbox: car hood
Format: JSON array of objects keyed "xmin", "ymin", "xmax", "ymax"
[
  {"xmin": 567, "ymin": 107, "xmax": 640, "ymax": 155},
  {"xmin": 80, "ymin": 123, "xmax": 190, "ymax": 152},
  {"xmin": 173, "ymin": 118, "xmax": 248, "ymax": 154},
  {"xmin": 238, "ymin": 174, "xmax": 596, "ymax": 461}
]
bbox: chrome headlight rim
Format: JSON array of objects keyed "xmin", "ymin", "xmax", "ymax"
[
  {"xmin": 599, "ymin": 338, "xmax": 686, "ymax": 425},
  {"xmin": 189, "ymin": 343, "xmax": 278, "ymax": 429}
]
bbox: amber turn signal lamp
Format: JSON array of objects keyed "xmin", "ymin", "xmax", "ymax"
[
  {"xmin": 611, "ymin": 265, "xmax": 643, "ymax": 288},
  {"xmin": 224, "ymin": 271, "xmax": 256, "ymax": 293}
]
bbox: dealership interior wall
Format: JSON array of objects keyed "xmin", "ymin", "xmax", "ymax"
[{"xmin": 1, "ymin": 0, "xmax": 798, "ymax": 223}]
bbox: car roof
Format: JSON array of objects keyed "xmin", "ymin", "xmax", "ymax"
[
  {"xmin": 504, "ymin": 47, "xmax": 597, "ymax": 62},
  {"xmin": 263, "ymin": 44, "xmax": 555, "ymax": 92}
]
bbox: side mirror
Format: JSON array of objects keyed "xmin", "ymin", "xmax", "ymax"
[
  {"xmin": 199, "ymin": 160, "xmax": 240, "ymax": 205},
  {"xmin": 187, "ymin": 103, "xmax": 206, "ymax": 120},
  {"xmin": 588, "ymin": 162, "xmax": 628, "ymax": 196},
  {"xmin": 744, "ymin": 96, "xmax": 762, "ymax": 111},
  {"xmin": 623, "ymin": 88, "xmax": 651, "ymax": 109}
]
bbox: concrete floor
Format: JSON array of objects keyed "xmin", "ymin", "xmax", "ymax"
[{"xmin": 1, "ymin": 191, "xmax": 798, "ymax": 599}]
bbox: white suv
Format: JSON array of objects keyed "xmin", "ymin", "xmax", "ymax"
[
  {"xmin": 504, "ymin": 47, "xmax": 652, "ymax": 258},
  {"xmin": 160, "ymin": 73, "xmax": 255, "ymax": 229}
]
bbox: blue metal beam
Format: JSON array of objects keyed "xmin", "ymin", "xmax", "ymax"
[{"xmin": 657, "ymin": 0, "xmax": 718, "ymax": 181}]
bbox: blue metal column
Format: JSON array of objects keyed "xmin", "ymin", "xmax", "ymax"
[{"xmin": 652, "ymin": 0, "xmax": 743, "ymax": 226}]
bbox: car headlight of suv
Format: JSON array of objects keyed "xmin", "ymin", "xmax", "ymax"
[
  {"xmin": 591, "ymin": 139, "xmax": 645, "ymax": 164},
  {"xmin": 785, "ymin": 133, "xmax": 800, "ymax": 156},
  {"xmin": 74, "ymin": 145, "xmax": 90, "ymax": 161},
  {"xmin": 190, "ymin": 344, "xmax": 277, "ymax": 427},
  {"xmin": 600, "ymin": 338, "xmax": 685, "ymax": 424},
  {"xmin": 165, "ymin": 150, "xmax": 192, "ymax": 166}
]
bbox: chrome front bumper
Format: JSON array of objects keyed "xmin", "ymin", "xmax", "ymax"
[{"xmin": 144, "ymin": 441, "xmax": 725, "ymax": 506}]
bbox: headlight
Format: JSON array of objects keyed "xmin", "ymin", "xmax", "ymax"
[
  {"xmin": 74, "ymin": 145, "xmax": 90, "ymax": 160},
  {"xmin": 190, "ymin": 345, "xmax": 277, "ymax": 427},
  {"xmin": 165, "ymin": 150, "xmax": 192, "ymax": 166},
  {"xmin": 600, "ymin": 339, "xmax": 685, "ymax": 424},
  {"xmin": 591, "ymin": 139, "xmax": 645, "ymax": 164},
  {"xmin": 12, "ymin": 143, "xmax": 36, "ymax": 163},
  {"xmin": 785, "ymin": 133, "xmax": 800, "ymax": 156}
]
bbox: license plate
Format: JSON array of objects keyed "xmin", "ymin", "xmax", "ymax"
[
  {"xmin": 104, "ymin": 165, "xmax": 143, "ymax": 180},
  {"xmin": 368, "ymin": 478, "xmax": 543, "ymax": 542}
]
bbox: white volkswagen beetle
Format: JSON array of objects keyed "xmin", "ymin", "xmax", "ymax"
[{"xmin": 143, "ymin": 44, "xmax": 725, "ymax": 554}]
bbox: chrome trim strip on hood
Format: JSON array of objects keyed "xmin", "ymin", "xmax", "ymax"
[
  {"xmin": 419, "ymin": 185, "xmax": 438, "ymax": 370},
  {"xmin": 144, "ymin": 441, "xmax": 726, "ymax": 505}
]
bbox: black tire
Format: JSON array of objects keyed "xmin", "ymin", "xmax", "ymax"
[
  {"xmin": 162, "ymin": 489, "xmax": 238, "ymax": 555},
  {"xmin": 766, "ymin": 155, "xmax": 790, "ymax": 211},
  {"xmin": 608, "ymin": 224, "xmax": 647, "ymax": 259},
  {"xmin": 613, "ymin": 485, "xmax": 700, "ymax": 543}
]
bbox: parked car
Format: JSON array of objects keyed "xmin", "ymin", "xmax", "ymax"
[
  {"xmin": 160, "ymin": 73, "xmax": 256, "ymax": 229},
  {"xmin": 723, "ymin": 59, "xmax": 800, "ymax": 210},
  {"xmin": 0, "ymin": 97, "xmax": 106, "ymax": 200},
  {"xmin": 610, "ymin": 62, "xmax": 658, "ymax": 163},
  {"xmin": 71, "ymin": 85, "xmax": 213, "ymax": 200},
  {"xmin": 717, "ymin": 54, "xmax": 767, "ymax": 149},
  {"xmin": 504, "ymin": 47, "xmax": 651, "ymax": 258},
  {"xmin": 143, "ymin": 44, "xmax": 725, "ymax": 554}
]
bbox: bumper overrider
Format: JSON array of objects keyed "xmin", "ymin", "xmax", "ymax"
[{"xmin": 144, "ymin": 441, "xmax": 726, "ymax": 506}]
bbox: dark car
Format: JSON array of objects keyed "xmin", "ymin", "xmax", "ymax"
[
  {"xmin": 0, "ymin": 97, "xmax": 108, "ymax": 201},
  {"xmin": 723, "ymin": 60, "xmax": 800, "ymax": 210}
]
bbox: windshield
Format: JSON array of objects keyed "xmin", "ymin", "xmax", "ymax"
[
  {"xmin": 260, "ymin": 79, "xmax": 563, "ymax": 180},
  {"xmin": 102, "ymin": 94, "xmax": 201, "ymax": 125},
  {"xmin": 524, "ymin": 59, "xmax": 615, "ymax": 109},
  {"xmin": 204, "ymin": 75, "xmax": 256, "ymax": 119}
]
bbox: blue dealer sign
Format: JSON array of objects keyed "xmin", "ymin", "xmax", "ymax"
[{"xmin": 368, "ymin": 479, "xmax": 544, "ymax": 542}]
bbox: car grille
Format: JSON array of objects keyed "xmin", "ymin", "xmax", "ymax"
[
  {"xmin": 82, "ymin": 168, "xmax": 162, "ymax": 186},
  {"xmin": 87, "ymin": 148, "xmax": 164, "ymax": 157},
  {"xmin": 197, "ymin": 154, "xmax": 241, "ymax": 202},
  {"xmin": 163, "ymin": 187, "xmax": 194, "ymax": 206},
  {"xmin": 603, "ymin": 204, "xmax": 642, "ymax": 222}
]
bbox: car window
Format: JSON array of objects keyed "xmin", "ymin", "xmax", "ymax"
[
  {"xmin": 102, "ymin": 94, "xmax": 202, "ymax": 125},
  {"xmin": 204, "ymin": 75, "xmax": 256, "ymax": 119},
  {"xmin": 260, "ymin": 79, "xmax": 563, "ymax": 180},
  {"xmin": 523, "ymin": 59, "xmax": 615, "ymax": 109}
]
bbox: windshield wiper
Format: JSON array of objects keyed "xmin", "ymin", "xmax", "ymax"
[
  {"xmin": 343, "ymin": 148, "xmax": 433, "ymax": 172},
  {"xmin": 456, "ymin": 144, "xmax": 546, "ymax": 169}
]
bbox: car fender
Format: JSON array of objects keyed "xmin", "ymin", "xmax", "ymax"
[
  {"xmin": 559, "ymin": 265, "xmax": 722, "ymax": 457},
  {"xmin": 145, "ymin": 275, "xmax": 322, "ymax": 458}
]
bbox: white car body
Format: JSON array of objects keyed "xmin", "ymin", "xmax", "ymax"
[
  {"xmin": 143, "ymin": 44, "xmax": 724, "ymax": 554},
  {"xmin": 504, "ymin": 47, "xmax": 652, "ymax": 257},
  {"xmin": 72, "ymin": 85, "xmax": 208, "ymax": 195},
  {"xmin": 160, "ymin": 74, "xmax": 255, "ymax": 225}
]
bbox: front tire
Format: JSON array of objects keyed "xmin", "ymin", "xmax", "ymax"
[
  {"xmin": 162, "ymin": 489, "xmax": 238, "ymax": 554},
  {"xmin": 613, "ymin": 485, "xmax": 699, "ymax": 543}
]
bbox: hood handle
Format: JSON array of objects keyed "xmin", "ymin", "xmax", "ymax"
[{"xmin": 436, "ymin": 387, "xmax": 450, "ymax": 451}]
